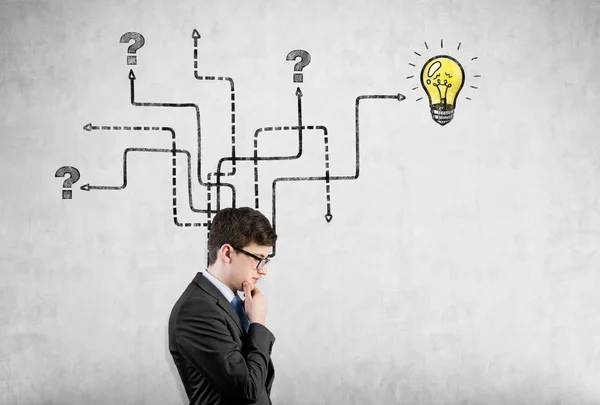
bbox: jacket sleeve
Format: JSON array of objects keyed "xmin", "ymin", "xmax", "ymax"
[{"xmin": 175, "ymin": 297, "xmax": 275, "ymax": 403}]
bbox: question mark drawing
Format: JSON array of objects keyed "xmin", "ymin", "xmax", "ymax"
[
  {"xmin": 119, "ymin": 32, "xmax": 145, "ymax": 65},
  {"xmin": 286, "ymin": 50, "xmax": 311, "ymax": 83},
  {"xmin": 55, "ymin": 167, "xmax": 81, "ymax": 200}
]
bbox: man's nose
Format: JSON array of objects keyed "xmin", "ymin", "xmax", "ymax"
[{"xmin": 258, "ymin": 266, "xmax": 268, "ymax": 276}]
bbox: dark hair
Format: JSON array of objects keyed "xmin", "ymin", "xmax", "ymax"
[{"xmin": 207, "ymin": 207, "xmax": 277, "ymax": 265}]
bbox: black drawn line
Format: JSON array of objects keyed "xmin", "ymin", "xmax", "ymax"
[
  {"xmin": 128, "ymin": 69, "xmax": 236, "ymax": 210},
  {"xmin": 79, "ymin": 147, "xmax": 209, "ymax": 227},
  {"xmin": 192, "ymin": 29, "xmax": 200, "ymax": 69},
  {"xmin": 206, "ymin": 172, "xmax": 213, "ymax": 227},
  {"xmin": 472, "ymin": 57, "xmax": 478, "ymax": 61},
  {"xmin": 457, "ymin": 42, "xmax": 462, "ymax": 50},
  {"xmin": 81, "ymin": 126, "xmax": 218, "ymax": 215},
  {"xmin": 192, "ymin": 30, "xmax": 237, "ymax": 177},
  {"xmin": 217, "ymin": 124, "xmax": 329, "ymax": 211},
  {"xmin": 409, "ymin": 63, "xmax": 416, "ymax": 67},
  {"xmin": 205, "ymin": 172, "xmax": 212, "ymax": 267},
  {"xmin": 424, "ymin": 41, "xmax": 429, "ymax": 50},
  {"xmin": 470, "ymin": 86, "xmax": 478, "ymax": 89},
  {"xmin": 323, "ymin": 130, "xmax": 332, "ymax": 223},
  {"xmin": 412, "ymin": 87, "xmax": 419, "ymax": 91},
  {"xmin": 416, "ymin": 97, "xmax": 423, "ymax": 102},
  {"xmin": 441, "ymin": 39, "xmax": 444, "ymax": 49},
  {"xmin": 474, "ymin": 75, "xmax": 481, "ymax": 78},
  {"xmin": 216, "ymin": 121, "xmax": 329, "ymax": 256},
  {"xmin": 414, "ymin": 51, "xmax": 421, "ymax": 56},
  {"xmin": 166, "ymin": 127, "xmax": 218, "ymax": 215},
  {"xmin": 466, "ymin": 97, "xmax": 472, "ymax": 100},
  {"xmin": 83, "ymin": 123, "xmax": 159, "ymax": 133},
  {"xmin": 254, "ymin": 87, "xmax": 303, "ymax": 209},
  {"xmin": 269, "ymin": 93, "xmax": 406, "ymax": 257},
  {"xmin": 406, "ymin": 76, "xmax": 414, "ymax": 79}
]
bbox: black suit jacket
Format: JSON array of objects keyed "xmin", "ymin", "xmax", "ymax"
[{"xmin": 169, "ymin": 272, "xmax": 275, "ymax": 405}]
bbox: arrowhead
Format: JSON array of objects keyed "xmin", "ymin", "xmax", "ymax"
[
  {"xmin": 129, "ymin": 70, "xmax": 136, "ymax": 80},
  {"xmin": 397, "ymin": 93, "xmax": 406, "ymax": 102},
  {"xmin": 192, "ymin": 29, "xmax": 201, "ymax": 39},
  {"xmin": 325, "ymin": 214, "xmax": 333, "ymax": 223},
  {"xmin": 80, "ymin": 184, "xmax": 91, "ymax": 191},
  {"xmin": 83, "ymin": 123, "xmax": 92, "ymax": 131},
  {"xmin": 296, "ymin": 87, "xmax": 303, "ymax": 97}
]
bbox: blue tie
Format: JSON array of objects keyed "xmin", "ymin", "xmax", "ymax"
[{"xmin": 231, "ymin": 295, "xmax": 250, "ymax": 332}]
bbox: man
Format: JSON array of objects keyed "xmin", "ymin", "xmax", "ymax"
[{"xmin": 169, "ymin": 207, "xmax": 278, "ymax": 405}]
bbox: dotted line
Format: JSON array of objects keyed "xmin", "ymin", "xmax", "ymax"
[
  {"xmin": 85, "ymin": 123, "xmax": 208, "ymax": 227},
  {"xmin": 324, "ymin": 130, "xmax": 331, "ymax": 206},
  {"xmin": 169, "ymin": 128, "xmax": 209, "ymax": 228},
  {"xmin": 87, "ymin": 125, "xmax": 161, "ymax": 131},
  {"xmin": 253, "ymin": 125, "xmax": 316, "ymax": 209},
  {"xmin": 206, "ymin": 173, "xmax": 213, "ymax": 230},
  {"xmin": 195, "ymin": 76, "xmax": 237, "ymax": 176},
  {"xmin": 193, "ymin": 42, "xmax": 237, "ymax": 177},
  {"xmin": 254, "ymin": 135, "xmax": 259, "ymax": 209}
]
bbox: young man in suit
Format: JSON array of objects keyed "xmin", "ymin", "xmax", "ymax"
[{"xmin": 169, "ymin": 207, "xmax": 278, "ymax": 405}]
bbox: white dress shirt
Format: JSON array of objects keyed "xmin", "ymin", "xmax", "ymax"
[{"xmin": 203, "ymin": 270, "xmax": 237, "ymax": 302}]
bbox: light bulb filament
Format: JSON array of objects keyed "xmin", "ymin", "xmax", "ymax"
[{"xmin": 432, "ymin": 79, "xmax": 452, "ymax": 104}]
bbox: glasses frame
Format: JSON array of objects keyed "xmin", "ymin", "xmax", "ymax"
[{"xmin": 230, "ymin": 245, "xmax": 270, "ymax": 270}]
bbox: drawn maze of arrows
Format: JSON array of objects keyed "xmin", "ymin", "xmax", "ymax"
[{"xmin": 77, "ymin": 30, "xmax": 406, "ymax": 257}]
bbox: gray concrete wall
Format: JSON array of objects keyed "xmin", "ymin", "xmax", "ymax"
[{"xmin": 1, "ymin": 0, "xmax": 599, "ymax": 403}]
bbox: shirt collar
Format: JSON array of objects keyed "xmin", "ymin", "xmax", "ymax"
[{"xmin": 203, "ymin": 270, "xmax": 236, "ymax": 302}]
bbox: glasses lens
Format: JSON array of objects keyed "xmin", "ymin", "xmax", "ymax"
[{"xmin": 257, "ymin": 258, "xmax": 269, "ymax": 270}]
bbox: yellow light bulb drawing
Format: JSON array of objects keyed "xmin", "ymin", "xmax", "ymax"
[{"xmin": 420, "ymin": 55, "xmax": 465, "ymax": 125}]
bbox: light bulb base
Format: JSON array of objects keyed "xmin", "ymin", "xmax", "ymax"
[{"xmin": 430, "ymin": 104, "xmax": 455, "ymax": 126}]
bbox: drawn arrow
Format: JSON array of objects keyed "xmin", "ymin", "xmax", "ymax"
[
  {"xmin": 251, "ymin": 86, "xmax": 305, "ymax": 209},
  {"xmin": 296, "ymin": 88, "xmax": 304, "ymax": 160},
  {"xmin": 79, "ymin": 147, "xmax": 185, "ymax": 192},
  {"xmin": 83, "ymin": 123, "xmax": 161, "ymax": 132},
  {"xmin": 80, "ymin": 124, "xmax": 217, "ymax": 215},
  {"xmin": 192, "ymin": 29, "xmax": 200, "ymax": 48},
  {"xmin": 128, "ymin": 69, "xmax": 236, "ymax": 211},
  {"xmin": 268, "ymin": 92, "xmax": 406, "ymax": 257},
  {"xmin": 78, "ymin": 147, "xmax": 209, "ymax": 227},
  {"xmin": 192, "ymin": 29, "xmax": 237, "ymax": 177},
  {"xmin": 324, "ymin": 131, "xmax": 332, "ymax": 223}
]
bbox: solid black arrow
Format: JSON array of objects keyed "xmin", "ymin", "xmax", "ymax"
[
  {"xmin": 79, "ymin": 147, "xmax": 187, "ymax": 191},
  {"xmin": 269, "ymin": 93, "xmax": 406, "ymax": 257},
  {"xmin": 128, "ymin": 69, "xmax": 236, "ymax": 211}
]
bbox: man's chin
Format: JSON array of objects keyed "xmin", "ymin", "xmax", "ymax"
[{"xmin": 239, "ymin": 281, "xmax": 256, "ymax": 291}]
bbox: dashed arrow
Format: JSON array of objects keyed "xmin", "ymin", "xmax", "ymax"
[
  {"xmin": 83, "ymin": 123, "xmax": 161, "ymax": 132},
  {"xmin": 324, "ymin": 130, "xmax": 332, "ymax": 223},
  {"xmin": 193, "ymin": 29, "xmax": 238, "ymax": 177},
  {"xmin": 269, "ymin": 92, "xmax": 406, "ymax": 257},
  {"xmin": 128, "ymin": 68, "xmax": 236, "ymax": 210}
]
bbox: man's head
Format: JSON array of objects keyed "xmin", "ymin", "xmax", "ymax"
[{"xmin": 207, "ymin": 207, "xmax": 277, "ymax": 291}]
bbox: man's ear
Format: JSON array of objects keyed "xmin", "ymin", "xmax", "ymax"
[{"xmin": 219, "ymin": 244, "xmax": 233, "ymax": 264}]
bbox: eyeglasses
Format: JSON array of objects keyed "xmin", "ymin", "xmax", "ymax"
[{"xmin": 231, "ymin": 246, "xmax": 270, "ymax": 270}]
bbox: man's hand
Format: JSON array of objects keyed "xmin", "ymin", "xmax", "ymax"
[{"xmin": 243, "ymin": 281, "xmax": 267, "ymax": 325}]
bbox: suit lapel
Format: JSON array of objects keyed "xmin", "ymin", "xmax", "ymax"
[{"xmin": 193, "ymin": 272, "xmax": 245, "ymax": 334}]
